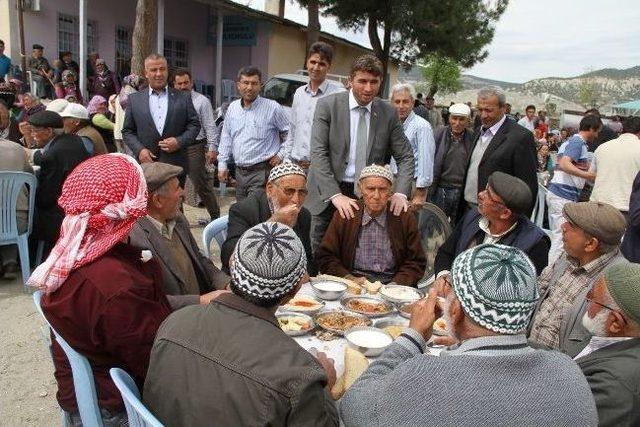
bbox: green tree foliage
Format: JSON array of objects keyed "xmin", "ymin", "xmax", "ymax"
[
  {"xmin": 420, "ymin": 53, "xmax": 462, "ymax": 97},
  {"xmin": 320, "ymin": 0, "xmax": 508, "ymax": 85}
]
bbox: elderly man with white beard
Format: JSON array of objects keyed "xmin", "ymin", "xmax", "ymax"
[
  {"xmin": 339, "ymin": 244, "xmax": 598, "ymax": 427},
  {"xmin": 576, "ymin": 262, "xmax": 640, "ymax": 427},
  {"xmin": 221, "ymin": 162, "xmax": 316, "ymax": 275}
]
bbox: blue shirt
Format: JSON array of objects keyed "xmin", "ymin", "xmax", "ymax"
[
  {"xmin": 548, "ymin": 134, "xmax": 590, "ymax": 201},
  {"xmin": 390, "ymin": 111, "xmax": 435, "ymax": 188},
  {"xmin": 148, "ymin": 86, "xmax": 169, "ymax": 136},
  {"xmin": 0, "ymin": 54, "xmax": 10, "ymax": 80},
  {"xmin": 218, "ymin": 96, "xmax": 289, "ymax": 170}
]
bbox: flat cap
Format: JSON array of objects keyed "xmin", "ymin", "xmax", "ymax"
[
  {"xmin": 141, "ymin": 162, "xmax": 183, "ymax": 193},
  {"xmin": 487, "ymin": 171, "xmax": 532, "ymax": 215},
  {"xmin": 604, "ymin": 262, "xmax": 640, "ymax": 324},
  {"xmin": 449, "ymin": 103, "xmax": 470, "ymax": 117},
  {"xmin": 27, "ymin": 110, "xmax": 63, "ymax": 128},
  {"xmin": 563, "ymin": 202, "xmax": 626, "ymax": 245},
  {"xmin": 32, "ymin": 44, "xmax": 44, "ymax": 50}
]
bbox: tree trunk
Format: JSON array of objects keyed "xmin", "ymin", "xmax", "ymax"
[
  {"xmin": 427, "ymin": 85, "xmax": 438, "ymax": 98},
  {"xmin": 131, "ymin": 0, "xmax": 158, "ymax": 76},
  {"xmin": 367, "ymin": 17, "xmax": 388, "ymax": 97},
  {"xmin": 306, "ymin": 0, "xmax": 321, "ymax": 55}
]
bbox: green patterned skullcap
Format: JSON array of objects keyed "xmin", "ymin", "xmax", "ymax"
[
  {"xmin": 451, "ymin": 243, "xmax": 539, "ymax": 334},
  {"xmin": 604, "ymin": 262, "xmax": 640, "ymax": 325}
]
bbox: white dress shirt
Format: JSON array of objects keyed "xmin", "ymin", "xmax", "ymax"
[{"xmin": 148, "ymin": 86, "xmax": 169, "ymax": 136}]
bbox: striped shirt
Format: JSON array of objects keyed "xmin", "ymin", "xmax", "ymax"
[
  {"xmin": 390, "ymin": 111, "xmax": 436, "ymax": 188},
  {"xmin": 217, "ymin": 96, "xmax": 289, "ymax": 171},
  {"xmin": 353, "ymin": 210, "xmax": 395, "ymax": 282},
  {"xmin": 548, "ymin": 134, "xmax": 590, "ymax": 201},
  {"xmin": 281, "ymin": 79, "xmax": 345, "ymax": 162},
  {"xmin": 190, "ymin": 91, "xmax": 217, "ymax": 149}
]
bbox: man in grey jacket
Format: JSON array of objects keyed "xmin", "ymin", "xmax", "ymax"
[
  {"xmin": 577, "ymin": 262, "xmax": 640, "ymax": 427},
  {"xmin": 144, "ymin": 222, "xmax": 338, "ymax": 427},
  {"xmin": 340, "ymin": 244, "xmax": 597, "ymax": 427}
]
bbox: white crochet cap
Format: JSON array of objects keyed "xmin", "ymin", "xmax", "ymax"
[{"xmin": 358, "ymin": 164, "xmax": 394, "ymax": 184}]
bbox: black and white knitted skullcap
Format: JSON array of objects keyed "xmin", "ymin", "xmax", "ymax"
[
  {"xmin": 231, "ymin": 222, "xmax": 307, "ymax": 300},
  {"xmin": 268, "ymin": 162, "xmax": 306, "ymax": 183}
]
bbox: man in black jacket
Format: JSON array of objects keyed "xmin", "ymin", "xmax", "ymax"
[
  {"xmin": 221, "ymin": 162, "xmax": 316, "ymax": 275},
  {"xmin": 122, "ymin": 53, "xmax": 200, "ymax": 184},
  {"xmin": 435, "ymin": 171, "xmax": 549, "ymax": 280},
  {"xmin": 461, "ymin": 87, "xmax": 538, "ymax": 217},
  {"xmin": 27, "ymin": 111, "xmax": 90, "ymax": 251}
]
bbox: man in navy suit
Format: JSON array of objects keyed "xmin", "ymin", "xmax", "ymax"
[{"xmin": 122, "ymin": 53, "xmax": 200, "ymax": 184}]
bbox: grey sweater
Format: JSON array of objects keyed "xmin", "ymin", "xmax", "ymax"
[{"xmin": 340, "ymin": 330, "xmax": 598, "ymax": 427}]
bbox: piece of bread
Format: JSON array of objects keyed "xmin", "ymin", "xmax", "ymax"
[
  {"xmin": 330, "ymin": 372, "xmax": 345, "ymax": 400},
  {"xmin": 343, "ymin": 347, "xmax": 369, "ymax": 391},
  {"xmin": 363, "ymin": 280, "xmax": 382, "ymax": 295}
]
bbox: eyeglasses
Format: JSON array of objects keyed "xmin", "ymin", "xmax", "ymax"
[
  {"xmin": 274, "ymin": 183, "xmax": 308, "ymax": 198},
  {"xmin": 585, "ymin": 297, "xmax": 621, "ymax": 315}
]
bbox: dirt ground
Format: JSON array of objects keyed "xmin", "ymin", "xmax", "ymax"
[{"xmin": 0, "ymin": 194, "xmax": 233, "ymax": 426}]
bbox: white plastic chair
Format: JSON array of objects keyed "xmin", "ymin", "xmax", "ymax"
[
  {"xmin": 109, "ymin": 368, "xmax": 163, "ymax": 427},
  {"xmin": 202, "ymin": 215, "xmax": 229, "ymax": 258},
  {"xmin": 531, "ymin": 183, "xmax": 548, "ymax": 228}
]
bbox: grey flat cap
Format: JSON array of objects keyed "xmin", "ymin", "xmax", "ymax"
[
  {"xmin": 27, "ymin": 110, "xmax": 63, "ymax": 129},
  {"xmin": 487, "ymin": 171, "xmax": 532, "ymax": 215},
  {"xmin": 141, "ymin": 162, "xmax": 183, "ymax": 193},
  {"xmin": 563, "ymin": 202, "xmax": 626, "ymax": 245}
]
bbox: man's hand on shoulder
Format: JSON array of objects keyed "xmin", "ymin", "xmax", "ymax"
[
  {"xmin": 390, "ymin": 193, "xmax": 409, "ymax": 216},
  {"xmin": 331, "ymin": 194, "xmax": 359, "ymax": 219}
]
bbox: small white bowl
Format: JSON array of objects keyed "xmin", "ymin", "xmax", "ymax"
[
  {"xmin": 345, "ymin": 326, "xmax": 394, "ymax": 357},
  {"xmin": 310, "ymin": 280, "xmax": 348, "ymax": 300}
]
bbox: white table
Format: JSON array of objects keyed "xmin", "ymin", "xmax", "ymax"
[{"xmin": 283, "ymin": 283, "xmax": 441, "ymax": 377}]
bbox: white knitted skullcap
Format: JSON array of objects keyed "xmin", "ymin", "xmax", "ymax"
[
  {"xmin": 268, "ymin": 162, "xmax": 306, "ymax": 183},
  {"xmin": 358, "ymin": 164, "xmax": 394, "ymax": 184},
  {"xmin": 449, "ymin": 103, "xmax": 470, "ymax": 117}
]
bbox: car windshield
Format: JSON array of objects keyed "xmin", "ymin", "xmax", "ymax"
[{"xmin": 261, "ymin": 77, "xmax": 306, "ymax": 107}]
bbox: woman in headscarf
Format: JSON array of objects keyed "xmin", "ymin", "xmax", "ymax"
[
  {"xmin": 29, "ymin": 153, "xmax": 172, "ymax": 426},
  {"xmin": 16, "ymin": 92, "xmax": 45, "ymax": 123},
  {"xmin": 88, "ymin": 58, "xmax": 120, "ymax": 99},
  {"xmin": 114, "ymin": 73, "xmax": 145, "ymax": 153},
  {"xmin": 87, "ymin": 94, "xmax": 117, "ymax": 152},
  {"xmin": 55, "ymin": 70, "xmax": 83, "ymax": 104}
]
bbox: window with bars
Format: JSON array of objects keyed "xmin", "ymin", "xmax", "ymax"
[
  {"xmin": 57, "ymin": 13, "xmax": 99, "ymax": 60},
  {"xmin": 115, "ymin": 26, "xmax": 133, "ymax": 78},
  {"xmin": 164, "ymin": 37, "xmax": 189, "ymax": 70}
]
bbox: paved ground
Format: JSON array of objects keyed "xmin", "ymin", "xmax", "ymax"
[{"xmin": 0, "ymin": 193, "xmax": 234, "ymax": 426}]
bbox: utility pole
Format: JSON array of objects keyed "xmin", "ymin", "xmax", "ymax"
[{"xmin": 17, "ymin": 0, "xmax": 27, "ymax": 78}]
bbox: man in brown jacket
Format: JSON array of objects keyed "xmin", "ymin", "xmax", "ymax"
[
  {"xmin": 60, "ymin": 102, "xmax": 108, "ymax": 155},
  {"xmin": 144, "ymin": 222, "xmax": 339, "ymax": 427},
  {"xmin": 316, "ymin": 164, "xmax": 426, "ymax": 287}
]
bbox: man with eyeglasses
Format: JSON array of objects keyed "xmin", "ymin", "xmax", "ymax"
[
  {"xmin": 577, "ymin": 262, "xmax": 640, "ymax": 427},
  {"xmin": 528, "ymin": 201, "xmax": 627, "ymax": 358},
  {"xmin": 221, "ymin": 162, "xmax": 316, "ymax": 275},
  {"xmin": 434, "ymin": 171, "xmax": 550, "ymax": 289}
]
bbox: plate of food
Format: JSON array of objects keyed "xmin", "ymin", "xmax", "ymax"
[
  {"xmin": 379, "ymin": 284, "xmax": 422, "ymax": 305},
  {"xmin": 276, "ymin": 312, "xmax": 315, "ymax": 336},
  {"xmin": 280, "ymin": 296, "xmax": 325, "ymax": 314},
  {"xmin": 341, "ymin": 296, "xmax": 394, "ymax": 318},
  {"xmin": 374, "ymin": 318, "xmax": 409, "ymax": 339},
  {"xmin": 314, "ymin": 310, "xmax": 372, "ymax": 336}
]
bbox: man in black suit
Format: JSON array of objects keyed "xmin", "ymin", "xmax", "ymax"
[
  {"xmin": 306, "ymin": 54, "xmax": 414, "ymax": 252},
  {"xmin": 122, "ymin": 53, "xmax": 200, "ymax": 183},
  {"xmin": 461, "ymin": 86, "xmax": 538, "ymax": 217},
  {"xmin": 27, "ymin": 111, "xmax": 90, "ymax": 251},
  {"xmin": 221, "ymin": 162, "xmax": 316, "ymax": 275}
]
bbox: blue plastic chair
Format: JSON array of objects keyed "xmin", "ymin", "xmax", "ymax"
[
  {"xmin": 202, "ymin": 215, "xmax": 229, "ymax": 258},
  {"xmin": 0, "ymin": 171, "xmax": 37, "ymax": 287},
  {"xmin": 109, "ymin": 368, "xmax": 163, "ymax": 427},
  {"xmin": 33, "ymin": 291, "xmax": 104, "ymax": 427}
]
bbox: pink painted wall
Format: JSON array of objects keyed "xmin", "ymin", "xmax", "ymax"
[{"xmin": 17, "ymin": 0, "xmax": 272, "ymax": 93}]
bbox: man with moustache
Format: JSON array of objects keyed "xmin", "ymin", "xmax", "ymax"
[
  {"xmin": 217, "ymin": 66, "xmax": 290, "ymax": 200},
  {"xmin": 340, "ymin": 244, "xmax": 598, "ymax": 426},
  {"xmin": 577, "ymin": 262, "xmax": 640, "ymax": 427},
  {"xmin": 122, "ymin": 53, "xmax": 200, "ymax": 185},
  {"xmin": 281, "ymin": 42, "xmax": 345, "ymax": 169},
  {"xmin": 306, "ymin": 54, "xmax": 414, "ymax": 252}
]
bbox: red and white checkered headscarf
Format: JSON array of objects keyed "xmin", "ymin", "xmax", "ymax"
[{"xmin": 28, "ymin": 153, "xmax": 148, "ymax": 293}]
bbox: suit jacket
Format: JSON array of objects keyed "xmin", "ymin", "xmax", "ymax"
[
  {"xmin": 33, "ymin": 134, "xmax": 90, "ymax": 244},
  {"xmin": 122, "ymin": 87, "xmax": 200, "ymax": 171},
  {"xmin": 129, "ymin": 214, "xmax": 229, "ymax": 309},
  {"xmin": 578, "ymin": 338, "xmax": 640, "ymax": 427},
  {"xmin": 221, "ymin": 189, "xmax": 316, "ymax": 275},
  {"xmin": 306, "ymin": 91, "xmax": 415, "ymax": 215},
  {"xmin": 315, "ymin": 201, "xmax": 426, "ymax": 287},
  {"xmin": 460, "ymin": 117, "xmax": 538, "ymax": 216}
]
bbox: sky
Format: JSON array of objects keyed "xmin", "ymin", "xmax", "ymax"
[{"xmin": 237, "ymin": 0, "xmax": 640, "ymax": 83}]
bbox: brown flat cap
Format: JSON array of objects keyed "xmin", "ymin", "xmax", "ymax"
[
  {"xmin": 563, "ymin": 202, "xmax": 626, "ymax": 245},
  {"xmin": 141, "ymin": 162, "xmax": 183, "ymax": 193},
  {"xmin": 488, "ymin": 171, "xmax": 532, "ymax": 215}
]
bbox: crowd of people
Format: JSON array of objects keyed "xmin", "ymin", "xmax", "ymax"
[{"xmin": 1, "ymin": 39, "xmax": 639, "ymax": 427}]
